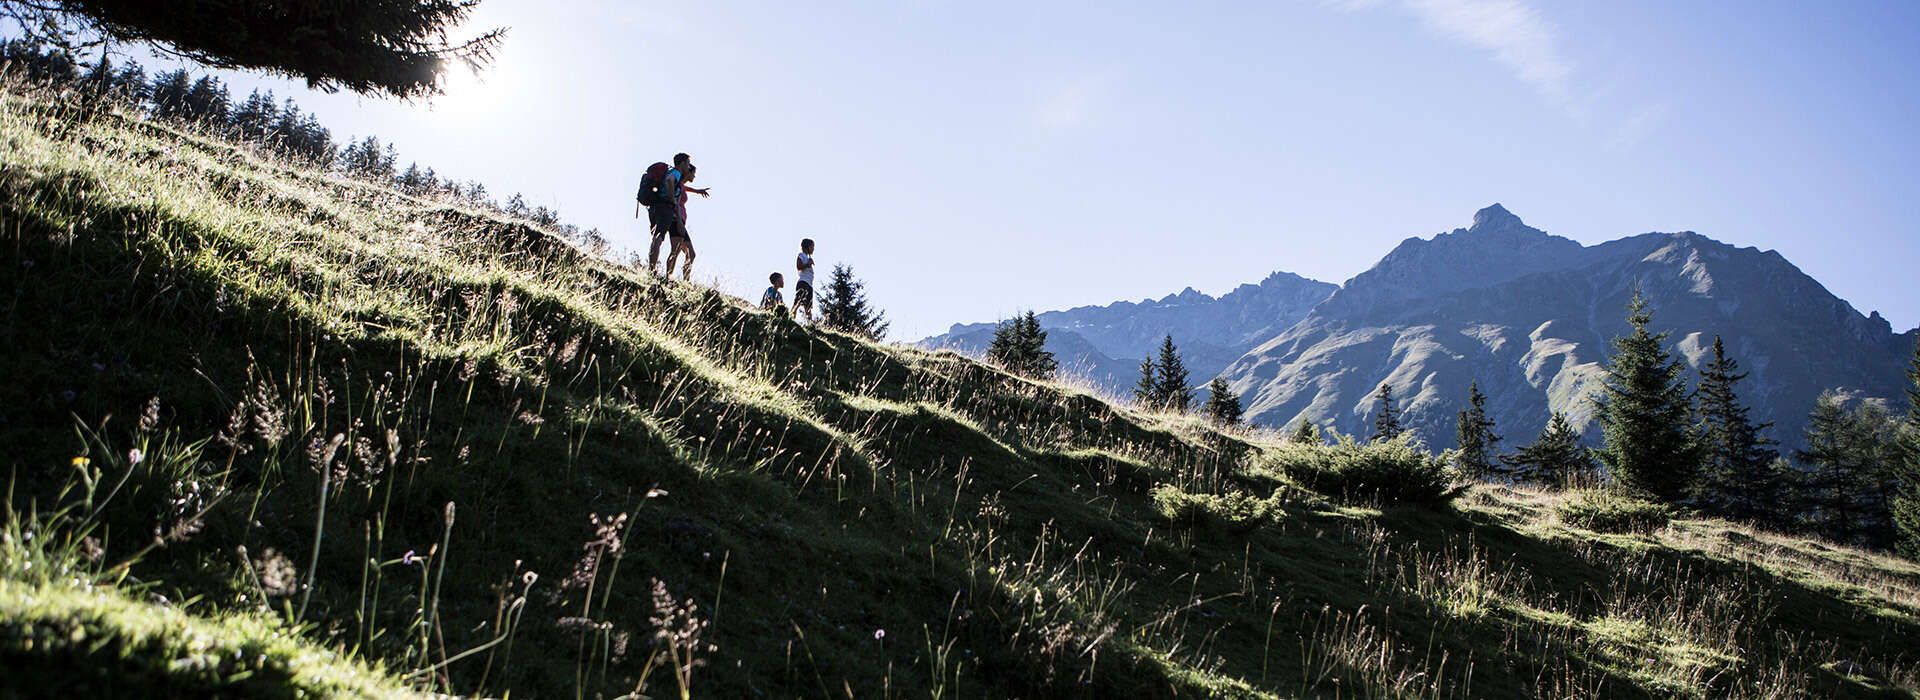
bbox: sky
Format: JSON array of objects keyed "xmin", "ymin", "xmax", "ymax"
[{"xmin": 98, "ymin": 0, "xmax": 1920, "ymax": 340}]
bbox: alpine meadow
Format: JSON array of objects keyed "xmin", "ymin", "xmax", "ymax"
[{"xmin": 5, "ymin": 1, "xmax": 1920, "ymax": 699}]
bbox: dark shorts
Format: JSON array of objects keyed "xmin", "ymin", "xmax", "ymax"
[
  {"xmin": 647, "ymin": 204, "xmax": 689, "ymax": 241},
  {"xmin": 794, "ymin": 281, "xmax": 814, "ymax": 307}
]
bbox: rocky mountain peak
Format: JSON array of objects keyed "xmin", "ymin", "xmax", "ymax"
[{"xmin": 1470, "ymin": 203, "xmax": 1523, "ymax": 230}]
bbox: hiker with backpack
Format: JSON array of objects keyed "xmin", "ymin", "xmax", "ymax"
[{"xmin": 635, "ymin": 153, "xmax": 708, "ymax": 280}]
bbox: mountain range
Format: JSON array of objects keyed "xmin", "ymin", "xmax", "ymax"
[
  {"xmin": 921, "ymin": 204, "xmax": 1917, "ymax": 445},
  {"xmin": 925, "ymin": 272, "xmax": 1337, "ymax": 391}
]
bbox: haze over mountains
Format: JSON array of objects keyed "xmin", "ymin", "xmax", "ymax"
[{"xmin": 922, "ymin": 204, "xmax": 1917, "ymax": 445}]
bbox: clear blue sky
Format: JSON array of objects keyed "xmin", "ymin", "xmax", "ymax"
[{"xmin": 127, "ymin": 0, "xmax": 1920, "ymax": 339}]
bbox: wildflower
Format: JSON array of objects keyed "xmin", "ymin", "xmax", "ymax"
[
  {"xmin": 556, "ymin": 616, "xmax": 613, "ymax": 634},
  {"xmin": 71, "ymin": 456, "xmax": 90, "ymax": 470},
  {"xmin": 247, "ymin": 381, "xmax": 287, "ymax": 448},
  {"xmin": 137, "ymin": 396, "xmax": 161, "ymax": 433},
  {"xmin": 353, "ymin": 435, "xmax": 377, "ymax": 471},
  {"xmin": 79, "ymin": 536, "xmax": 105, "ymax": 563},
  {"xmin": 402, "ymin": 550, "xmax": 418, "ymax": 566},
  {"xmin": 219, "ymin": 400, "xmax": 252, "ymax": 454},
  {"xmin": 646, "ymin": 488, "xmax": 668, "ymax": 499},
  {"xmin": 522, "ymin": 570, "xmax": 539, "ymax": 587},
  {"xmin": 873, "ymin": 628, "xmax": 886, "ymax": 641},
  {"xmin": 127, "ymin": 448, "xmax": 144, "ymax": 466},
  {"xmin": 314, "ymin": 378, "xmax": 335, "ymax": 408}
]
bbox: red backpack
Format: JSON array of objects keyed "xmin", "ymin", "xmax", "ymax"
[{"xmin": 636, "ymin": 162, "xmax": 672, "ymax": 206}]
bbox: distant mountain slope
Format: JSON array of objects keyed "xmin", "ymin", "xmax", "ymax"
[
  {"xmin": 922, "ymin": 271, "xmax": 1336, "ymax": 394},
  {"xmin": 1221, "ymin": 204, "xmax": 1917, "ymax": 444}
]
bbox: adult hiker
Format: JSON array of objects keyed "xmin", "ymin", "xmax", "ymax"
[{"xmin": 636, "ymin": 153, "xmax": 709, "ymax": 280}]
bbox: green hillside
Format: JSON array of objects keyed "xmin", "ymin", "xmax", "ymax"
[{"xmin": 3, "ymin": 85, "xmax": 1919, "ymax": 698}]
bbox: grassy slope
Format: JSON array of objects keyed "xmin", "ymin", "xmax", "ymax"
[{"xmin": 1, "ymin": 87, "xmax": 1918, "ymax": 698}]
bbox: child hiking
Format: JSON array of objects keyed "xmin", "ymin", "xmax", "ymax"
[
  {"xmin": 761, "ymin": 272, "xmax": 786, "ymax": 313},
  {"xmin": 635, "ymin": 152, "xmax": 709, "ymax": 280},
  {"xmin": 793, "ymin": 238, "xmax": 816, "ymax": 323}
]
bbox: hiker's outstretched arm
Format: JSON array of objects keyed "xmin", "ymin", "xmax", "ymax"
[{"xmin": 686, "ymin": 187, "xmax": 711, "ymax": 198}]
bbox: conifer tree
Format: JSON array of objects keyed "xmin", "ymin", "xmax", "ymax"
[
  {"xmin": 0, "ymin": 39, "xmax": 77, "ymax": 82},
  {"xmin": 819, "ymin": 264, "xmax": 889, "ymax": 341},
  {"xmin": 1370, "ymin": 383, "xmax": 1402, "ymax": 443},
  {"xmin": 110, "ymin": 61, "xmax": 147, "ymax": 102},
  {"xmin": 1894, "ymin": 340, "xmax": 1920, "ymax": 558},
  {"xmin": 1132, "ymin": 358, "xmax": 1159, "ymax": 408},
  {"xmin": 1694, "ymin": 336, "xmax": 1788, "ymax": 526},
  {"xmin": 1018, "ymin": 312, "xmax": 1056, "ymax": 380},
  {"xmin": 987, "ymin": 318, "xmax": 1020, "ymax": 370},
  {"xmin": 147, "ymin": 68, "xmax": 191, "ymax": 120},
  {"xmin": 1153, "ymin": 335, "xmax": 1192, "ymax": 412},
  {"xmin": 1203, "ymin": 378, "xmax": 1243, "ymax": 426},
  {"xmin": 1594, "ymin": 293, "xmax": 1701, "ymax": 502},
  {"xmin": 397, "ymin": 162, "xmax": 427, "ymax": 194},
  {"xmin": 1502, "ymin": 412, "xmax": 1594, "ymax": 486},
  {"xmin": 1, "ymin": 0, "xmax": 504, "ymax": 100},
  {"xmin": 1289, "ymin": 420, "xmax": 1320, "ymax": 445},
  {"xmin": 987, "ymin": 311, "xmax": 1056, "ymax": 381},
  {"xmin": 181, "ymin": 74, "xmax": 229, "ymax": 123},
  {"xmin": 1454, "ymin": 380, "xmax": 1499, "ymax": 477},
  {"xmin": 501, "ymin": 191, "xmax": 529, "ymax": 216},
  {"xmin": 229, "ymin": 88, "xmax": 277, "ymax": 138},
  {"xmin": 1799, "ymin": 392, "xmax": 1900, "ymax": 546}
]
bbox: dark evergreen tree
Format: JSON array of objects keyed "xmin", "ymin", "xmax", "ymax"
[
  {"xmin": 1694, "ymin": 336, "xmax": 1789, "ymax": 526},
  {"xmin": 1152, "ymin": 335, "xmax": 1192, "ymax": 412},
  {"xmin": 1203, "ymin": 378, "xmax": 1243, "ymax": 426},
  {"xmin": 0, "ymin": 39, "xmax": 78, "ymax": 82},
  {"xmin": 530, "ymin": 205, "xmax": 560, "ymax": 227},
  {"xmin": 1369, "ymin": 383, "xmax": 1402, "ymax": 443},
  {"xmin": 230, "ymin": 88, "xmax": 277, "ymax": 138},
  {"xmin": 1454, "ymin": 380, "xmax": 1500, "ymax": 477},
  {"xmin": 501, "ymin": 191, "xmax": 528, "ymax": 216},
  {"xmin": 180, "ymin": 74, "xmax": 229, "ymax": 123},
  {"xmin": 1797, "ymin": 392, "xmax": 1900, "ymax": 547},
  {"xmin": 109, "ymin": 60, "xmax": 147, "ymax": 101},
  {"xmin": 289, "ymin": 111, "xmax": 336, "ymax": 165},
  {"xmin": 987, "ymin": 311, "xmax": 1057, "ymax": 381},
  {"xmin": 1894, "ymin": 339, "xmax": 1920, "ymax": 558},
  {"xmin": 819, "ymin": 264, "xmax": 889, "ymax": 340},
  {"xmin": 396, "ymin": 162, "xmax": 426, "ymax": 193},
  {"xmin": 1018, "ymin": 312, "xmax": 1056, "ymax": 380},
  {"xmin": 0, "ymin": 0, "xmax": 504, "ymax": 100},
  {"xmin": 1289, "ymin": 420, "xmax": 1320, "ymax": 445},
  {"xmin": 1132, "ymin": 358, "xmax": 1158, "ymax": 408},
  {"xmin": 1501, "ymin": 413, "xmax": 1594, "ymax": 486},
  {"xmin": 147, "ymin": 68, "xmax": 191, "ymax": 120},
  {"xmin": 1593, "ymin": 293, "xmax": 1701, "ymax": 502}
]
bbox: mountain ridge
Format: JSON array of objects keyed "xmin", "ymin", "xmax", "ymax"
[
  {"xmin": 928, "ymin": 204, "xmax": 1914, "ymax": 446},
  {"xmin": 922, "ymin": 269, "xmax": 1336, "ymax": 393},
  {"xmin": 1227, "ymin": 206, "xmax": 1915, "ymax": 443}
]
